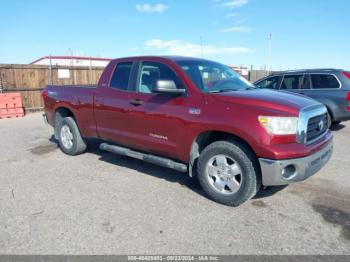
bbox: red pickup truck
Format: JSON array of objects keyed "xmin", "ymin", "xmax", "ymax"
[{"xmin": 43, "ymin": 56, "xmax": 333, "ymax": 206}]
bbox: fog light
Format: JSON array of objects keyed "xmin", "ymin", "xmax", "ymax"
[{"xmin": 282, "ymin": 165, "xmax": 297, "ymax": 180}]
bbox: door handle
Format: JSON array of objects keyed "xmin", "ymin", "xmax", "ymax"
[{"xmin": 129, "ymin": 99, "xmax": 143, "ymax": 106}]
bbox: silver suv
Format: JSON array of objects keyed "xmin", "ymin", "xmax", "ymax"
[{"xmin": 254, "ymin": 69, "xmax": 350, "ymax": 126}]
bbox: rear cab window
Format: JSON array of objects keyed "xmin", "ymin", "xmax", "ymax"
[
  {"xmin": 310, "ymin": 74, "xmax": 340, "ymax": 89},
  {"xmin": 109, "ymin": 62, "xmax": 133, "ymax": 91}
]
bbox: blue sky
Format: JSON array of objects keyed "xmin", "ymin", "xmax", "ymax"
[{"xmin": 1, "ymin": 0, "xmax": 349, "ymax": 70}]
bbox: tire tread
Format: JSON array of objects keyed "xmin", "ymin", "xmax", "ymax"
[
  {"xmin": 197, "ymin": 139, "xmax": 259, "ymax": 206},
  {"xmin": 57, "ymin": 117, "xmax": 87, "ymax": 155}
]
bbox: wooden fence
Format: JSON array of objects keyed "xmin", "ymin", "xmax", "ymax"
[
  {"xmin": 0, "ymin": 64, "xmax": 104, "ymax": 110},
  {"xmin": 0, "ymin": 63, "xmax": 271, "ymax": 111}
]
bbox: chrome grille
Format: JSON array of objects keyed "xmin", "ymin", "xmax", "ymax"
[{"xmin": 306, "ymin": 113, "xmax": 328, "ymax": 142}]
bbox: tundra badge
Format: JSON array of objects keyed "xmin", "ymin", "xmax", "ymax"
[{"xmin": 189, "ymin": 108, "xmax": 201, "ymax": 115}]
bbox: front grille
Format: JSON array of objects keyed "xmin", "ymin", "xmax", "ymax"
[{"xmin": 306, "ymin": 113, "xmax": 328, "ymax": 142}]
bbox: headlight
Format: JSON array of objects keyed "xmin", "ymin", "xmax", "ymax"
[{"xmin": 258, "ymin": 116, "xmax": 298, "ymax": 135}]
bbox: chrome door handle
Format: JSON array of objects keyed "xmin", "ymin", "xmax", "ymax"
[{"xmin": 129, "ymin": 99, "xmax": 143, "ymax": 106}]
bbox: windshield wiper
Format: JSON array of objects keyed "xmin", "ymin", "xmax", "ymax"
[
  {"xmin": 207, "ymin": 89, "xmax": 239, "ymax": 93},
  {"xmin": 245, "ymin": 86, "xmax": 259, "ymax": 90}
]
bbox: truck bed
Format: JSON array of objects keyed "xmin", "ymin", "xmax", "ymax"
[{"xmin": 43, "ymin": 84, "xmax": 97, "ymax": 138}]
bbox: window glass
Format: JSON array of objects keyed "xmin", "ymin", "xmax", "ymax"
[
  {"xmin": 176, "ymin": 60, "xmax": 254, "ymax": 93},
  {"xmin": 256, "ymin": 76, "xmax": 281, "ymax": 89},
  {"xmin": 138, "ymin": 61, "xmax": 184, "ymax": 94},
  {"xmin": 110, "ymin": 62, "xmax": 133, "ymax": 90},
  {"xmin": 311, "ymin": 74, "xmax": 340, "ymax": 89},
  {"xmin": 280, "ymin": 75, "xmax": 304, "ymax": 90},
  {"xmin": 300, "ymin": 74, "xmax": 310, "ymax": 89}
]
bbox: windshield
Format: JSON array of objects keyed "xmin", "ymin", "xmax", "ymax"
[{"xmin": 176, "ymin": 60, "xmax": 255, "ymax": 93}]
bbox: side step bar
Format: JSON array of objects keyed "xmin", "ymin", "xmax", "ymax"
[{"xmin": 99, "ymin": 143, "xmax": 188, "ymax": 173}]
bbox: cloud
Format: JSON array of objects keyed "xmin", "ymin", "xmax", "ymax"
[
  {"xmin": 144, "ymin": 39, "xmax": 254, "ymax": 56},
  {"xmin": 235, "ymin": 19, "xmax": 248, "ymax": 25},
  {"xmin": 219, "ymin": 26, "xmax": 251, "ymax": 33},
  {"xmin": 225, "ymin": 13, "xmax": 239, "ymax": 18},
  {"xmin": 136, "ymin": 4, "xmax": 168, "ymax": 13},
  {"xmin": 222, "ymin": 0, "xmax": 249, "ymax": 8}
]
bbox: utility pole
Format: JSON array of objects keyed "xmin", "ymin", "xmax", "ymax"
[
  {"xmin": 0, "ymin": 73, "xmax": 3, "ymax": 93},
  {"xmin": 89, "ymin": 56, "xmax": 93, "ymax": 85},
  {"xmin": 49, "ymin": 54, "xmax": 53, "ymax": 85},
  {"xmin": 69, "ymin": 48, "xmax": 74, "ymax": 66},
  {"xmin": 268, "ymin": 33, "xmax": 272, "ymax": 72}
]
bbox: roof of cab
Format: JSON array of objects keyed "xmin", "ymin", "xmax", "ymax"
[{"xmin": 112, "ymin": 55, "xmax": 218, "ymax": 63}]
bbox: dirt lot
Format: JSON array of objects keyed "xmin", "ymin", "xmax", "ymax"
[{"xmin": 0, "ymin": 112, "xmax": 349, "ymax": 254}]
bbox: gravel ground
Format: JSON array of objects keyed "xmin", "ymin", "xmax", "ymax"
[{"xmin": 0, "ymin": 112, "xmax": 349, "ymax": 255}]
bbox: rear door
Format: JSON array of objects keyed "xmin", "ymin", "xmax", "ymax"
[
  {"xmin": 94, "ymin": 61, "xmax": 136, "ymax": 145},
  {"xmin": 309, "ymin": 73, "xmax": 345, "ymax": 119},
  {"xmin": 125, "ymin": 60, "xmax": 190, "ymax": 160}
]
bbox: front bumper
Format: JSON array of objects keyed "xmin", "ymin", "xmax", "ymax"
[{"xmin": 259, "ymin": 139, "xmax": 333, "ymax": 186}]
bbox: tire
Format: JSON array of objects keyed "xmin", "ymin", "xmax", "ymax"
[
  {"xmin": 326, "ymin": 111, "xmax": 332, "ymax": 128},
  {"xmin": 57, "ymin": 117, "xmax": 87, "ymax": 155},
  {"xmin": 327, "ymin": 110, "xmax": 341, "ymax": 128},
  {"xmin": 197, "ymin": 140, "xmax": 259, "ymax": 206}
]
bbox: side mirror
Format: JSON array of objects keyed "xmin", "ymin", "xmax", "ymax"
[{"xmin": 153, "ymin": 80, "xmax": 186, "ymax": 95}]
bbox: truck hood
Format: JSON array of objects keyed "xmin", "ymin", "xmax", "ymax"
[{"xmin": 209, "ymin": 89, "xmax": 320, "ymax": 115}]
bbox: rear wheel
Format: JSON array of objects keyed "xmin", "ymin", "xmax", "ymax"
[
  {"xmin": 197, "ymin": 140, "xmax": 259, "ymax": 206},
  {"xmin": 57, "ymin": 117, "xmax": 87, "ymax": 155}
]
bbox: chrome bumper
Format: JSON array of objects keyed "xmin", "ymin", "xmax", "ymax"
[{"xmin": 259, "ymin": 140, "xmax": 333, "ymax": 186}]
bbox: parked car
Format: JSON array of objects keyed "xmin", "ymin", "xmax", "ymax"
[
  {"xmin": 254, "ymin": 69, "xmax": 350, "ymax": 126},
  {"xmin": 42, "ymin": 56, "xmax": 333, "ymax": 206}
]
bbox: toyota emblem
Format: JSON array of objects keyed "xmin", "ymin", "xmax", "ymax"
[{"xmin": 317, "ymin": 120, "xmax": 324, "ymax": 131}]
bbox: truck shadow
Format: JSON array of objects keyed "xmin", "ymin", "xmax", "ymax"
[
  {"xmin": 86, "ymin": 139, "xmax": 206, "ymax": 197},
  {"xmin": 330, "ymin": 123, "xmax": 346, "ymax": 131},
  {"xmin": 86, "ymin": 139, "xmax": 287, "ymax": 200},
  {"xmin": 50, "ymin": 136, "xmax": 288, "ymax": 201},
  {"xmin": 253, "ymin": 185, "xmax": 288, "ymax": 199}
]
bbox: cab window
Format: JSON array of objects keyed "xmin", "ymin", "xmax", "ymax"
[
  {"xmin": 110, "ymin": 62, "xmax": 133, "ymax": 90},
  {"xmin": 138, "ymin": 61, "xmax": 184, "ymax": 94}
]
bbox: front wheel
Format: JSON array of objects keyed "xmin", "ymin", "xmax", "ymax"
[
  {"xmin": 327, "ymin": 111, "xmax": 341, "ymax": 128},
  {"xmin": 197, "ymin": 140, "xmax": 259, "ymax": 206},
  {"xmin": 57, "ymin": 117, "xmax": 87, "ymax": 155}
]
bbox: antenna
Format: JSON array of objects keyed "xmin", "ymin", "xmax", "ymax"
[
  {"xmin": 268, "ymin": 33, "xmax": 272, "ymax": 72},
  {"xmin": 69, "ymin": 48, "xmax": 74, "ymax": 66}
]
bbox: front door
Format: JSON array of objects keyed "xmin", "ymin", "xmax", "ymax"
[{"xmin": 125, "ymin": 61, "xmax": 190, "ymax": 160}]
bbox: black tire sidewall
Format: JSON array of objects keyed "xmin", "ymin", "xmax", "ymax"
[
  {"xmin": 58, "ymin": 117, "xmax": 81, "ymax": 155},
  {"xmin": 197, "ymin": 141, "xmax": 257, "ymax": 206}
]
